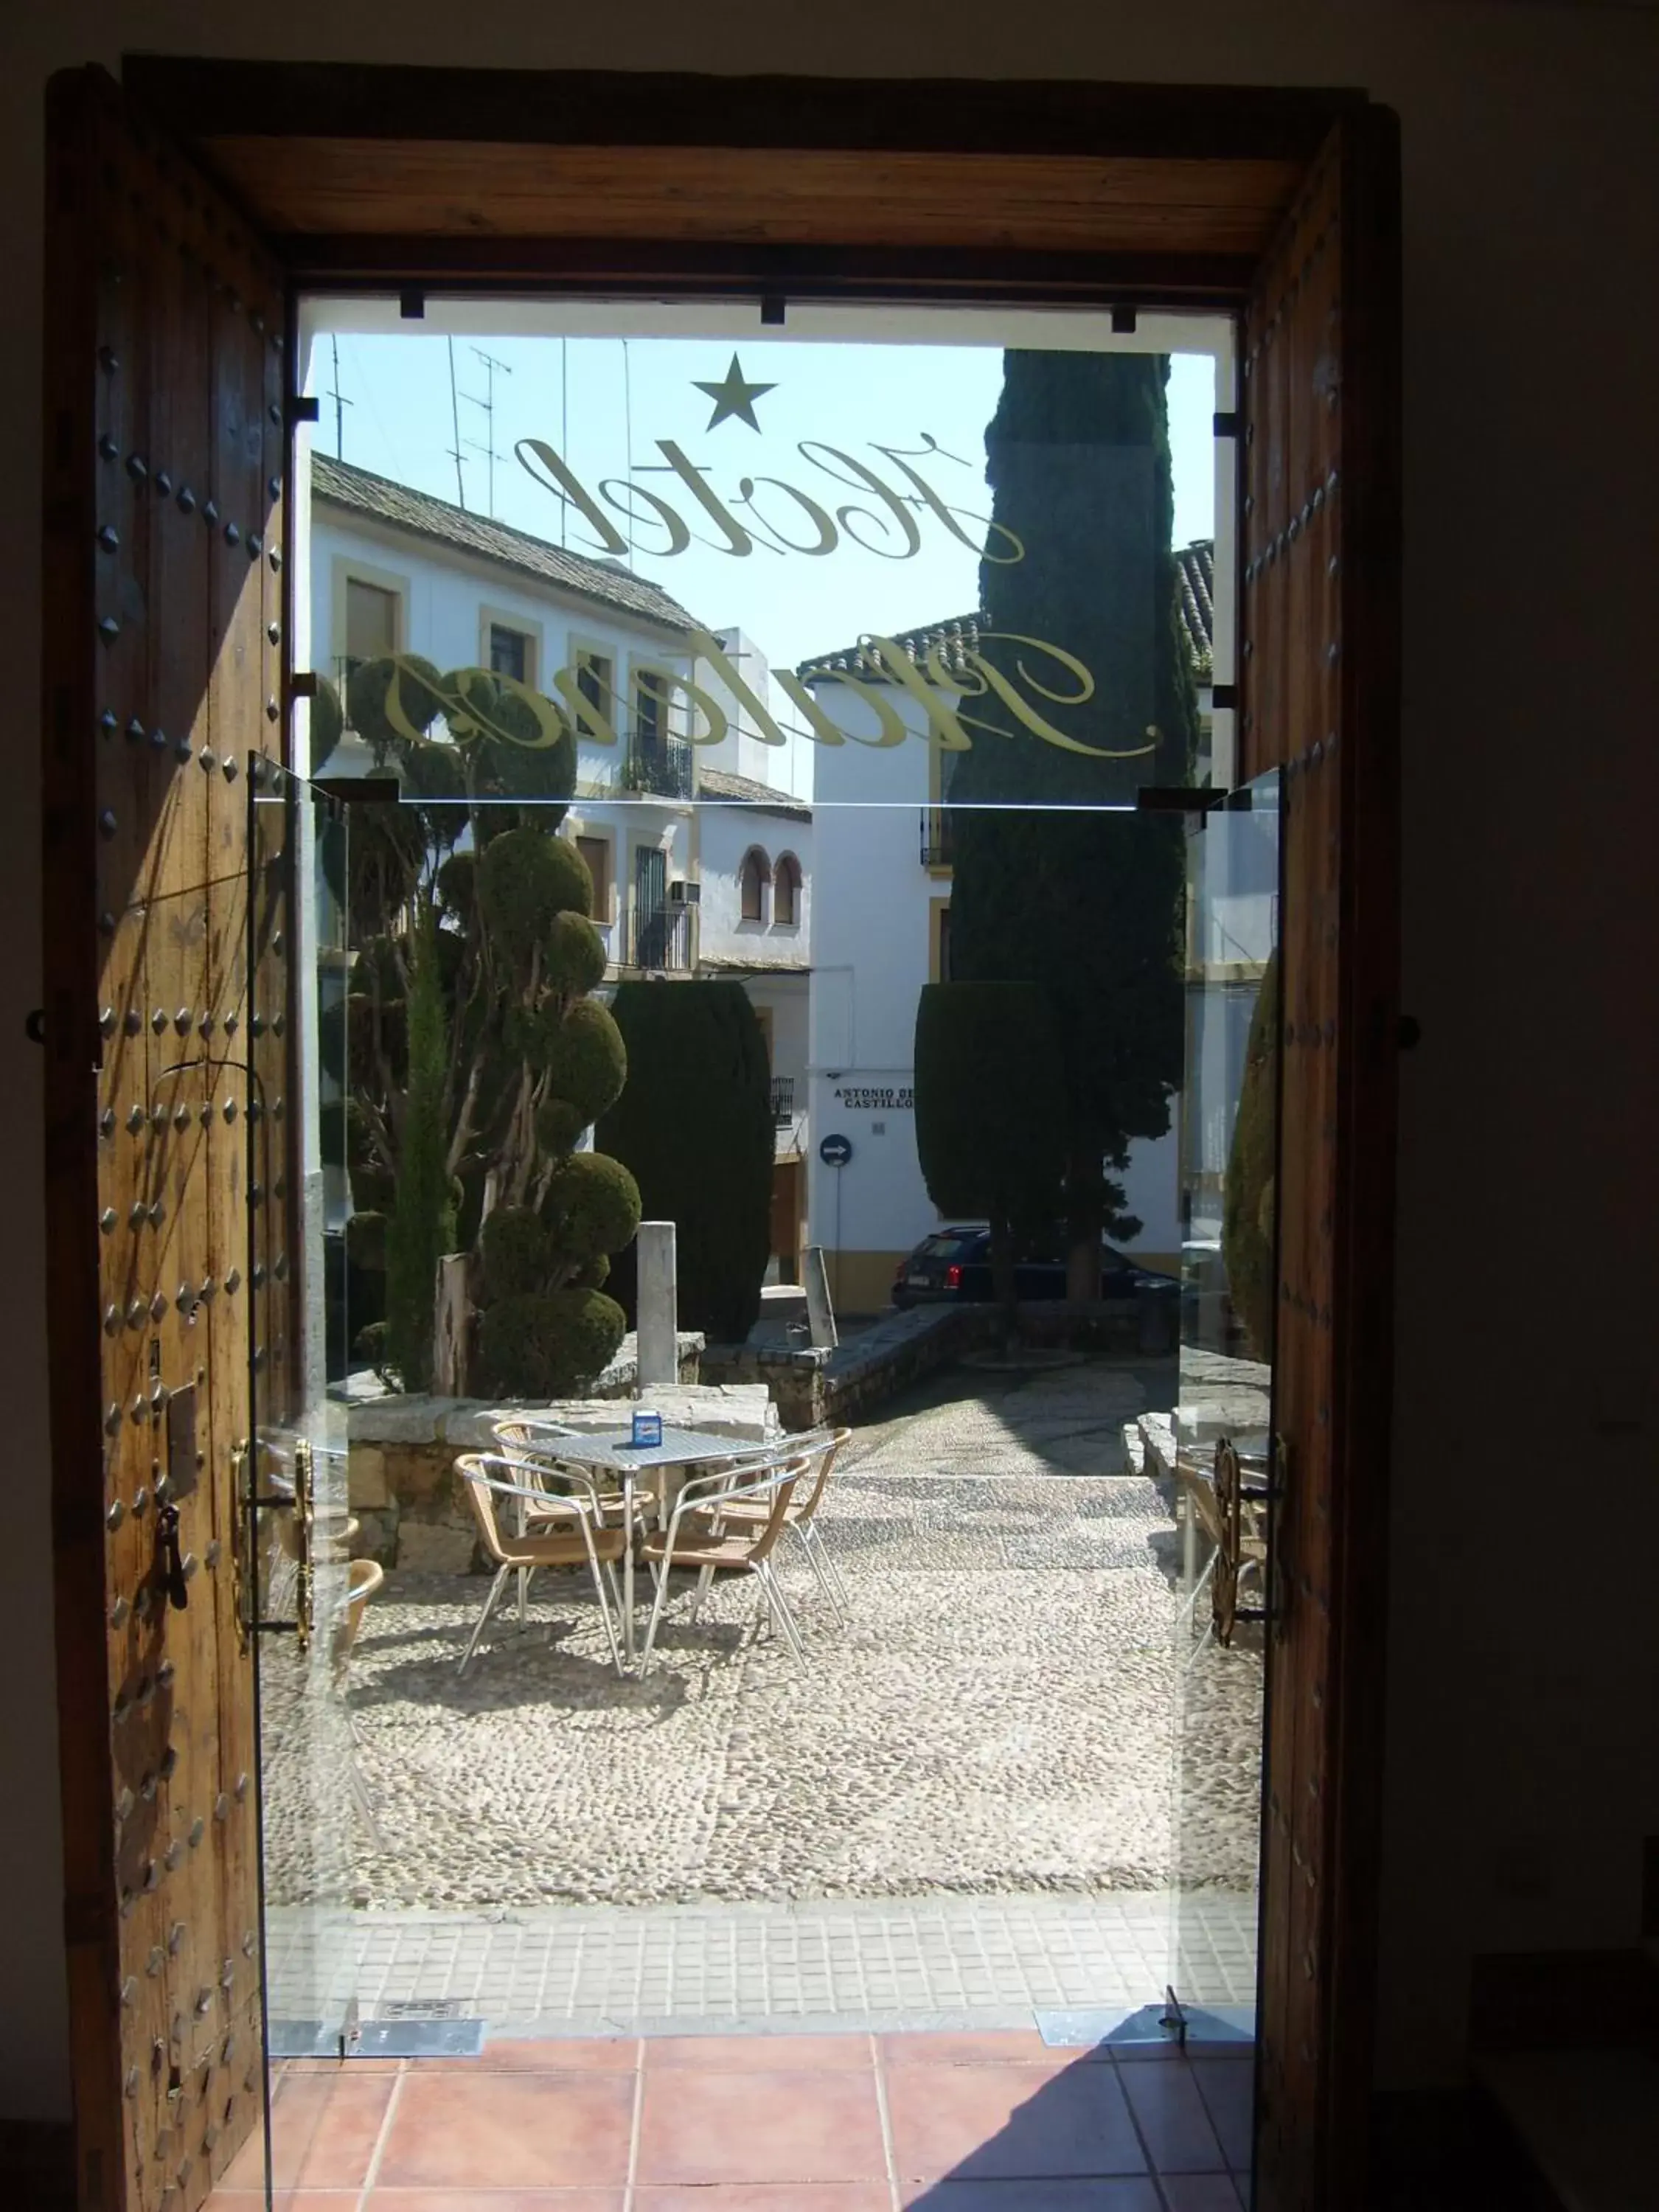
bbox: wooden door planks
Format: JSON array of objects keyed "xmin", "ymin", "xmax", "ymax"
[
  {"xmin": 43, "ymin": 68, "xmax": 290, "ymax": 2212},
  {"xmin": 1238, "ymin": 112, "xmax": 1400, "ymax": 2212}
]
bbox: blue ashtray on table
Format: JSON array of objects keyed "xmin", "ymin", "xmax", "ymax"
[{"xmin": 630, "ymin": 1408, "xmax": 663, "ymax": 1450}]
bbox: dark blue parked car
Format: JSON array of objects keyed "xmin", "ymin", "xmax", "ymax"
[{"xmin": 891, "ymin": 1225, "xmax": 1175, "ymax": 1308}]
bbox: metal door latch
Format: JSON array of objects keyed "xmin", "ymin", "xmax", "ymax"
[{"xmin": 156, "ymin": 1502, "xmax": 189, "ymax": 1612}]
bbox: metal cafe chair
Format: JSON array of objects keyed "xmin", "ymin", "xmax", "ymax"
[
  {"xmin": 681, "ymin": 1426, "xmax": 855, "ymax": 1622},
  {"xmin": 636, "ymin": 1453, "xmax": 810, "ymax": 1674},
  {"xmin": 453, "ymin": 1452, "xmax": 627, "ymax": 1678},
  {"xmin": 492, "ymin": 1416, "xmax": 628, "ymax": 1620}
]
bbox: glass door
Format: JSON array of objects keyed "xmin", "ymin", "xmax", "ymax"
[
  {"xmin": 1165, "ymin": 768, "xmax": 1282, "ymax": 2052},
  {"xmin": 248, "ymin": 767, "xmax": 365, "ymax": 2097}
]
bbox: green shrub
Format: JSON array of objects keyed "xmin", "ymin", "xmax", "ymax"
[
  {"xmin": 545, "ymin": 999, "xmax": 627, "ymax": 1122},
  {"xmin": 349, "ymin": 1162, "xmax": 395, "ymax": 1214},
  {"xmin": 541, "ymin": 1152, "xmax": 641, "ymax": 1263},
  {"xmin": 436, "ymin": 850, "xmax": 476, "ymax": 917},
  {"xmin": 477, "ymin": 1288, "xmax": 627, "ymax": 1398},
  {"xmin": 347, "ymin": 653, "xmax": 445, "ymax": 758},
  {"xmin": 476, "ymin": 827, "xmax": 592, "ymax": 961},
  {"xmin": 535, "ymin": 1096, "xmax": 591, "ymax": 1158},
  {"xmin": 544, "ymin": 909, "xmax": 608, "ymax": 997},
  {"xmin": 598, "ymin": 982, "xmax": 773, "ymax": 1343},
  {"xmin": 480, "ymin": 1206, "xmax": 552, "ymax": 1301},
  {"xmin": 1222, "ymin": 950, "xmax": 1279, "ymax": 1361},
  {"xmin": 311, "ymin": 675, "xmax": 344, "ymax": 772},
  {"xmin": 344, "ymin": 1210, "xmax": 386, "ymax": 1271},
  {"xmin": 321, "ymin": 991, "xmax": 404, "ymax": 1091}
]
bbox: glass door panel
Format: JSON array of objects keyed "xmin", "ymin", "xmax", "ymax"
[
  {"xmin": 1166, "ymin": 768, "xmax": 1282, "ymax": 2053},
  {"xmin": 279, "ymin": 299, "xmax": 1262, "ymax": 2087},
  {"xmin": 248, "ymin": 769, "xmax": 364, "ymax": 2112}
]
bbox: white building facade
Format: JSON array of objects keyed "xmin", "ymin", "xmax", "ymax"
[
  {"xmin": 306, "ymin": 455, "xmax": 815, "ymax": 1278},
  {"xmin": 797, "ymin": 572, "xmax": 1214, "ymax": 1315}
]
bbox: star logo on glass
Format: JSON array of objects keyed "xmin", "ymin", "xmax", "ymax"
[{"xmin": 692, "ymin": 353, "xmax": 776, "ymax": 432}]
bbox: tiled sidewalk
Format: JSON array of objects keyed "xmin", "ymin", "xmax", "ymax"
[
  {"xmin": 268, "ymin": 1891, "xmax": 1259, "ymax": 2038},
  {"xmin": 206, "ymin": 2028, "xmax": 1253, "ymax": 2208}
]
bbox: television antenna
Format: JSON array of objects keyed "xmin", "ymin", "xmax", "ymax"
[
  {"xmin": 445, "ymin": 336, "xmax": 467, "ymax": 510},
  {"xmin": 326, "ymin": 335, "xmax": 354, "ymax": 460},
  {"xmin": 459, "ymin": 346, "xmax": 514, "ymax": 518}
]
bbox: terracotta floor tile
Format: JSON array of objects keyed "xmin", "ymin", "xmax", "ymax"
[
  {"xmin": 204, "ymin": 2194, "xmax": 361, "ymax": 2209},
  {"xmin": 880, "ymin": 2031, "xmax": 1066, "ymax": 2067},
  {"xmin": 886, "ymin": 2054, "xmax": 1148, "ymax": 2183},
  {"xmin": 1160, "ymin": 2177, "xmax": 1247, "ymax": 2209},
  {"xmin": 460, "ymin": 2036, "xmax": 640, "ymax": 2070},
  {"xmin": 366, "ymin": 2193, "xmax": 627, "ymax": 2210},
  {"xmin": 239, "ymin": 2073, "xmax": 396, "ymax": 2191},
  {"xmin": 214, "ymin": 2118, "xmax": 268, "ymax": 2195},
  {"xmin": 636, "ymin": 2065, "xmax": 887, "ymax": 2185},
  {"xmin": 646, "ymin": 2031, "xmax": 872, "ymax": 2070},
  {"xmin": 636, "ymin": 2188, "xmax": 893, "ymax": 2211},
  {"xmin": 899, "ymin": 2182, "xmax": 1163, "ymax": 2209},
  {"xmin": 287, "ymin": 2056, "xmax": 405, "ymax": 2073},
  {"xmin": 1189, "ymin": 2060, "xmax": 1256, "ymax": 2171},
  {"xmin": 1117, "ymin": 2058, "xmax": 1226, "ymax": 2171},
  {"xmin": 374, "ymin": 2069, "xmax": 635, "ymax": 2190}
]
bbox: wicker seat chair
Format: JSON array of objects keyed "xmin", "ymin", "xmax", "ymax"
[
  {"xmin": 453, "ymin": 1452, "xmax": 627, "ymax": 1678},
  {"xmin": 681, "ymin": 1427, "xmax": 854, "ymax": 1622},
  {"xmin": 636, "ymin": 1453, "xmax": 810, "ymax": 1674}
]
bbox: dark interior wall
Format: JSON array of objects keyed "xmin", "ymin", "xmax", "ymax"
[{"xmin": 1, "ymin": 0, "xmax": 1655, "ymax": 2123}]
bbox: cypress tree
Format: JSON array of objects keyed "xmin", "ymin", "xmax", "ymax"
[
  {"xmin": 381, "ymin": 911, "xmax": 456, "ymax": 1393},
  {"xmin": 945, "ymin": 352, "xmax": 1195, "ymax": 1293},
  {"xmin": 598, "ymin": 983, "xmax": 774, "ymax": 1344}
]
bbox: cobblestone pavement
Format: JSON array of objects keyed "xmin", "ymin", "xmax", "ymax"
[{"xmin": 263, "ymin": 1358, "xmax": 1265, "ymax": 1938}]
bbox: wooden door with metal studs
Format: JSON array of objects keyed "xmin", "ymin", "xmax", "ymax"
[{"xmin": 41, "ymin": 66, "xmax": 298, "ymax": 2211}]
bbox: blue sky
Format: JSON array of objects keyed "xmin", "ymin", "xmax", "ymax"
[{"xmin": 314, "ymin": 333, "xmax": 1216, "ymax": 675}]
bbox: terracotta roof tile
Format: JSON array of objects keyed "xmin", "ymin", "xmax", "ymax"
[
  {"xmin": 796, "ymin": 542, "xmax": 1216, "ymax": 686},
  {"xmin": 695, "ymin": 765, "xmax": 810, "ymax": 820},
  {"xmin": 311, "ymin": 453, "xmax": 703, "ymax": 634}
]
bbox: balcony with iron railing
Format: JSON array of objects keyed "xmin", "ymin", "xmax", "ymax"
[
  {"xmin": 919, "ymin": 807, "xmax": 955, "ymax": 868},
  {"xmin": 622, "ymin": 736, "xmax": 696, "ymax": 801},
  {"xmin": 626, "ymin": 897, "xmax": 692, "ymax": 973},
  {"xmin": 770, "ymin": 1076, "xmax": 795, "ymax": 1125}
]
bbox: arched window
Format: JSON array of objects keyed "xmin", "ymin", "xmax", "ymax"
[
  {"xmin": 773, "ymin": 851, "xmax": 802, "ymax": 926},
  {"xmin": 740, "ymin": 846, "xmax": 771, "ymax": 922}
]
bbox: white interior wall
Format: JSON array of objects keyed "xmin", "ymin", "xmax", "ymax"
[{"xmin": 3, "ymin": 0, "xmax": 1655, "ymax": 2119}]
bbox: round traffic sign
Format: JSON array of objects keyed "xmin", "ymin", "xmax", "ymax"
[{"xmin": 819, "ymin": 1133, "xmax": 853, "ymax": 1167}]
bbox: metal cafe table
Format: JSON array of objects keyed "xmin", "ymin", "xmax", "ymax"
[{"xmin": 552, "ymin": 1424, "xmax": 779, "ymax": 1666}]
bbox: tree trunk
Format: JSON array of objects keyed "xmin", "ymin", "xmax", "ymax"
[
  {"xmin": 1065, "ymin": 1138, "xmax": 1104, "ymax": 1302},
  {"xmin": 432, "ymin": 1253, "xmax": 470, "ymax": 1397},
  {"xmin": 988, "ymin": 1212, "xmax": 1018, "ymax": 1343}
]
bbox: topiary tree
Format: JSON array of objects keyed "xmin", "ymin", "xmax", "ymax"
[
  {"xmin": 1221, "ymin": 950, "xmax": 1279, "ymax": 1361},
  {"xmin": 335, "ymin": 652, "xmax": 639, "ymax": 1396},
  {"xmin": 914, "ymin": 982, "xmax": 1068, "ymax": 1317},
  {"xmin": 597, "ymin": 982, "xmax": 774, "ymax": 1344}
]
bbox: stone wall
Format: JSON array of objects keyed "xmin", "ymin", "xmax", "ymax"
[{"xmin": 703, "ymin": 1290, "xmax": 1175, "ymax": 1431}]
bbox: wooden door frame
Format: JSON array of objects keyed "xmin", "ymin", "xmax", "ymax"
[{"xmin": 51, "ymin": 57, "xmax": 1400, "ymax": 2208}]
